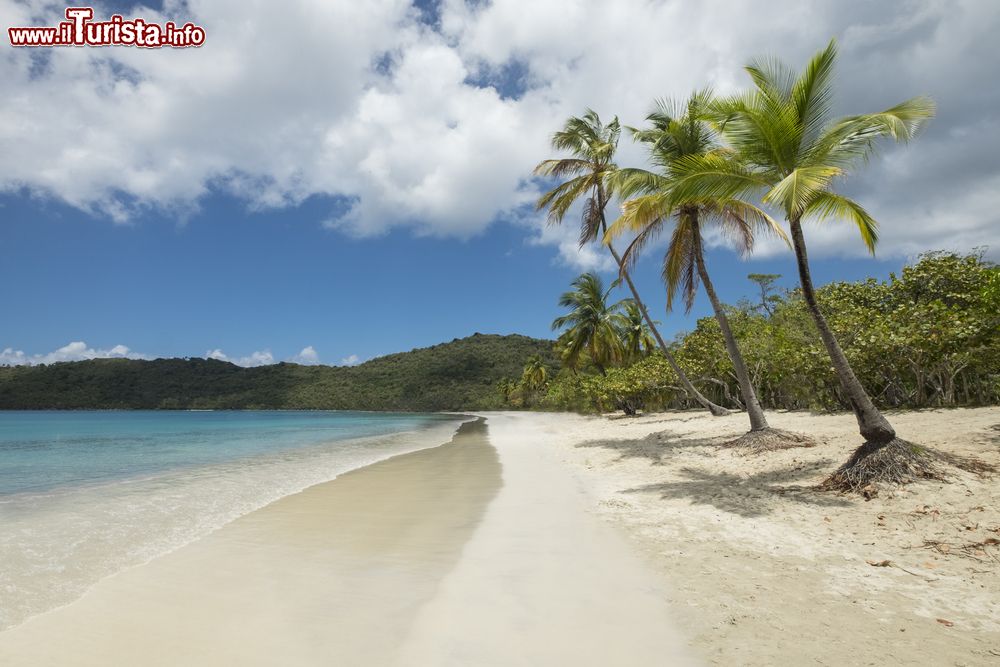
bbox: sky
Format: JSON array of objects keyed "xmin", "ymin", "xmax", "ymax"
[{"xmin": 1, "ymin": 0, "xmax": 998, "ymax": 367}]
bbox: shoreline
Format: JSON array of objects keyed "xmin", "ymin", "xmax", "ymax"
[
  {"xmin": 0, "ymin": 415, "xmax": 696, "ymax": 665},
  {"xmin": 0, "ymin": 415, "xmax": 473, "ymax": 633},
  {"xmin": 0, "ymin": 419, "xmax": 502, "ymax": 664},
  {"xmin": 2, "ymin": 408, "xmax": 996, "ymax": 664}
]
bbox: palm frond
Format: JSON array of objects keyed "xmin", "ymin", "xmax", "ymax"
[
  {"xmin": 792, "ymin": 38, "xmax": 836, "ymax": 149},
  {"xmin": 763, "ymin": 165, "xmax": 843, "ymax": 217},
  {"xmin": 533, "ymin": 158, "xmax": 592, "ymax": 178},
  {"xmin": 667, "ymin": 153, "xmax": 771, "ymax": 205},
  {"xmin": 803, "ymin": 191, "xmax": 879, "ymax": 253},
  {"xmin": 580, "ymin": 196, "xmax": 603, "ymax": 246},
  {"xmin": 536, "ymin": 174, "xmax": 592, "ymax": 223},
  {"xmin": 661, "ymin": 213, "xmax": 699, "ymax": 312},
  {"xmin": 612, "ymin": 167, "xmax": 668, "ymax": 199},
  {"xmin": 616, "ymin": 215, "xmax": 664, "ymax": 274},
  {"xmin": 806, "ymin": 96, "xmax": 936, "ymax": 169},
  {"xmin": 719, "ymin": 199, "xmax": 790, "ymax": 251}
]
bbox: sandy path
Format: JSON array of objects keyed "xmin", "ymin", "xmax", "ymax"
[{"xmin": 0, "ymin": 416, "xmax": 695, "ymax": 665}]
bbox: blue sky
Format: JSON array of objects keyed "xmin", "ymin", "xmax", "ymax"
[
  {"xmin": 2, "ymin": 0, "xmax": 997, "ymax": 366},
  {"xmin": 0, "ymin": 189, "xmax": 904, "ymax": 366}
]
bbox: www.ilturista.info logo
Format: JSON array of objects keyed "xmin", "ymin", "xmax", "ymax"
[{"xmin": 8, "ymin": 7, "xmax": 205, "ymax": 48}]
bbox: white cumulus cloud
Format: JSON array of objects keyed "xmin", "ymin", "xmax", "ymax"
[
  {"xmin": 0, "ymin": 341, "xmax": 148, "ymax": 366},
  {"xmin": 1, "ymin": 0, "xmax": 998, "ymax": 260},
  {"xmin": 339, "ymin": 354, "xmax": 362, "ymax": 366},
  {"xmin": 289, "ymin": 345, "xmax": 320, "ymax": 365},
  {"xmin": 205, "ymin": 348, "xmax": 275, "ymax": 367}
]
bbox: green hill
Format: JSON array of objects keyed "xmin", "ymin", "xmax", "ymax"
[{"xmin": 0, "ymin": 333, "xmax": 557, "ymax": 411}]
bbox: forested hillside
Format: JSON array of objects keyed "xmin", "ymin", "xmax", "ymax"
[{"xmin": 0, "ymin": 334, "xmax": 557, "ymax": 411}]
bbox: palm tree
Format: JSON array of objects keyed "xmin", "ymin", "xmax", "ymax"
[
  {"xmin": 608, "ymin": 93, "xmax": 810, "ymax": 452},
  {"xmin": 521, "ymin": 354, "xmax": 549, "ymax": 390},
  {"xmin": 535, "ymin": 110, "xmax": 730, "ymax": 415},
  {"xmin": 668, "ymin": 40, "xmax": 935, "ymax": 486},
  {"xmin": 551, "ymin": 272, "xmax": 626, "ymax": 375},
  {"xmin": 619, "ymin": 299, "xmax": 657, "ymax": 363}
]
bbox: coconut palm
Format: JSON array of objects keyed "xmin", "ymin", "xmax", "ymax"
[
  {"xmin": 619, "ymin": 299, "xmax": 657, "ymax": 363},
  {"xmin": 521, "ymin": 354, "xmax": 549, "ymax": 390},
  {"xmin": 667, "ymin": 40, "xmax": 935, "ymax": 486},
  {"xmin": 551, "ymin": 272, "xmax": 626, "ymax": 375},
  {"xmin": 607, "ymin": 93, "xmax": 810, "ymax": 452},
  {"xmin": 535, "ymin": 110, "xmax": 729, "ymax": 415}
]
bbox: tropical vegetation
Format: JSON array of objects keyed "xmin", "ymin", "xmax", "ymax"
[
  {"xmin": 506, "ymin": 38, "xmax": 1000, "ymax": 491},
  {"xmin": 607, "ymin": 91, "xmax": 810, "ymax": 451},
  {"xmin": 501, "ymin": 251, "xmax": 998, "ymax": 420},
  {"xmin": 665, "ymin": 40, "xmax": 935, "ymax": 486},
  {"xmin": 535, "ymin": 110, "xmax": 729, "ymax": 416}
]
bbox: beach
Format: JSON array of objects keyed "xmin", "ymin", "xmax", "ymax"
[
  {"xmin": 0, "ymin": 415, "xmax": 694, "ymax": 665},
  {"xmin": 1, "ymin": 408, "xmax": 997, "ymax": 665},
  {"xmin": 533, "ymin": 407, "xmax": 1000, "ymax": 665}
]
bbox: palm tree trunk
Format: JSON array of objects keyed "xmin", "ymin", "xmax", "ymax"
[
  {"xmin": 691, "ymin": 221, "xmax": 769, "ymax": 431},
  {"xmin": 788, "ymin": 217, "xmax": 895, "ymax": 443},
  {"xmin": 595, "ymin": 188, "xmax": 728, "ymax": 416},
  {"xmin": 604, "ymin": 240, "xmax": 729, "ymax": 416}
]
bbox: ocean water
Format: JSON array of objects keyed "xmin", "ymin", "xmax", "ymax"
[{"xmin": 0, "ymin": 410, "xmax": 467, "ymax": 631}]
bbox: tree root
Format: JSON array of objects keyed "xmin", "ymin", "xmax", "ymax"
[
  {"xmin": 722, "ymin": 427, "xmax": 816, "ymax": 455},
  {"xmin": 821, "ymin": 438, "xmax": 941, "ymax": 492}
]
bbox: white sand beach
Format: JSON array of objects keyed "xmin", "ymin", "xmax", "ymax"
[
  {"xmin": 1, "ymin": 408, "xmax": 997, "ymax": 665},
  {"xmin": 527, "ymin": 407, "xmax": 1000, "ymax": 665},
  {"xmin": 0, "ymin": 416, "xmax": 695, "ymax": 666}
]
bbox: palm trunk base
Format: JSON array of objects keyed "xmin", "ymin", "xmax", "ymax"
[
  {"xmin": 708, "ymin": 403, "xmax": 732, "ymax": 417},
  {"xmin": 722, "ymin": 427, "xmax": 815, "ymax": 455},
  {"xmin": 822, "ymin": 438, "xmax": 938, "ymax": 492}
]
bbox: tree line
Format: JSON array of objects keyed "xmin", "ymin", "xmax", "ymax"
[
  {"xmin": 500, "ymin": 40, "xmax": 999, "ymax": 490},
  {"xmin": 502, "ymin": 251, "xmax": 998, "ymax": 416}
]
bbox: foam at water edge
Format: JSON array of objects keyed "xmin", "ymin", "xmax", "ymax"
[{"xmin": 0, "ymin": 416, "xmax": 471, "ymax": 631}]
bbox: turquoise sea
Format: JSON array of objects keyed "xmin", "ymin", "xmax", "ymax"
[{"xmin": 0, "ymin": 410, "xmax": 466, "ymax": 630}]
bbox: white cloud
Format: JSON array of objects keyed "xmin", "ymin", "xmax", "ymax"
[
  {"xmin": 0, "ymin": 341, "xmax": 148, "ymax": 366},
  {"xmin": 205, "ymin": 348, "xmax": 275, "ymax": 367},
  {"xmin": 524, "ymin": 212, "xmax": 615, "ymax": 272},
  {"xmin": 1, "ymin": 342, "xmax": 342, "ymax": 368},
  {"xmin": 289, "ymin": 345, "xmax": 320, "ymax": 365},
  {"xmin": 2, "ymin": 0, "xmax": 998, "ymax": 259}
]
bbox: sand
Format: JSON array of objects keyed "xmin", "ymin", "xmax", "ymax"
[
  {"xmin": 523, "ymin": 407, "xmax": 1000, "ymax": 666},
  {"xmin": 0, "ymin": 416, "xmax": 695, "ymax": 665},
  {"xmin": 3, "ymin": 407, "xmax": 997, "ymax": 665}
]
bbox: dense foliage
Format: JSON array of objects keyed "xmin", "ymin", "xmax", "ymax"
[
  {"xmin": 503, "ymin": 252, "xmax": 999, "ymax": 414},
  {"xmin": 0, "ymin": 334, "xmax": 558, "ymax": 411}
]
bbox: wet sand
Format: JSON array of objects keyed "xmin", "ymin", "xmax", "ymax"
[{"xmin": 0, "ymin": 416, "xmax": 695, "ymax": 665}]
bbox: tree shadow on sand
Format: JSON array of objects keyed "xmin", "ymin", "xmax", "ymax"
[
  {"xmin": 621, "ymin": 461, "xmax": 852, "ymax": 518},
  {"xmin": 575, "ymin": 431, "xmax": 730, "ymax": 466}
]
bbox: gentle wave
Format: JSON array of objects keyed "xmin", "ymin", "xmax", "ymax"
[{"xmin": 0, "ymin": 417, "xmax": 467, "ymax": 631}]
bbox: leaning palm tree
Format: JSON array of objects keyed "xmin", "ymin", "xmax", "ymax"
[
  {"xmin": 551, "ymin": 272, "xmax": 626, "ymax": 375},
  {"xmin": 668, "ymin": 40, "xmax": 935, "ymax": 487},
  {"xmin": 608, "ymin": 92, "xmax": 811, "ymax": 452},
  {"xmin": 535, "ymin": 110, "xmax": 730, "ymax": 415}
]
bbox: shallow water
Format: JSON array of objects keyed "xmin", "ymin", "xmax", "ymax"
[{"xmin": 0, "ymin": 410, "xmax": 465, "ymax": 630}]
